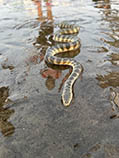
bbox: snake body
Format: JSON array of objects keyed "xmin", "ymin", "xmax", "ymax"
[{"xmin": 45, "ymin": 22, "xmax": 83, "ymax": 106}]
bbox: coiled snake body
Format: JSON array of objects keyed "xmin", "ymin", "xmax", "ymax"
[{"xmin": 45, "ymin": 22, "xmax": 83, "ymax": 106}]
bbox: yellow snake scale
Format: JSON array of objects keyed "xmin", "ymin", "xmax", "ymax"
[{"xmin": 45, "ymin": 22, "xmax": 83, "ymax": 106}]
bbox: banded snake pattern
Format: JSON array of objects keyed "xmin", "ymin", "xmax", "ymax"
[{"xmin": 45, "ymin": 22, "xmax": 83, "ymax": 106}]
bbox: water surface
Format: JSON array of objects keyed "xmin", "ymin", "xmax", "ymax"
[{"xmin": 0, "ymin": 0, "xmax": 119, "ymax": 157}]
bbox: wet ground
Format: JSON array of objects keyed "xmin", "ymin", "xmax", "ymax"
[{"xmin": 0, "ymin": 0, "xmax": 119, "ymax": 157}]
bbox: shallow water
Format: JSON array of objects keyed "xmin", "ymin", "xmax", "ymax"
[{"xmin": 0, "ymin": 0, "xmax": 119, "ymax": 157}]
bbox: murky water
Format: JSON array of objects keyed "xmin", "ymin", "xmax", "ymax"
[{"xmin": 0, "ymin": 0, "xmax": 119, "ymax": 157}]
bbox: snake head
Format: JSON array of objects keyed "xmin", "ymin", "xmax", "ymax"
[{"xmin": 62, "ymin": 88, "xmax": 73, "ymax": 107}]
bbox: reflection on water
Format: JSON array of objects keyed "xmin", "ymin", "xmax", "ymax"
[
  {"xmin": 94, "ymin": 0, "xmax": 119, "ymax": 48},
  {"xmin": 34, "ymin": 21, "xmax": 53, "ymax": 47},
  {"xmin": 32, "ymin": 0, "xmax": 54, "ymax": 55},
  {"xmin": 32, "ymin": 0, "xmax": 81, "ymax": 92},
  {"xmin": 93, "ymin": 0, "xmax": 119, "ymax": 119},
  {"xmin": 96, "ymin": 72, "xmax": 119, "ymax": 88},
  {"xmin": 0, "ymin": 87, "xmax": 15, "ymax": 137},
  {"xmin": 93, "ymin": 0, "xmax": 119, "ymax": 90},
  {"xmin": 101, "ymin": 32, "xmax": 119, "ymax": 48},
  {"xmin": 40, "ymin": 67, "xmax": 62, "ymax": 90},
  {"xmin": 33, "ymin": 0, "xmax": 57, "ymax": 91},
  {"xmin": 93, "ymin": 0, "xmax": 110, "ymax": 11},
  {"xmin": 33, "ymin": 0, "xmax": 53, "ymax": 21},
  {"xmin": 108, "ymin": 53, "xmax": 119, "ymax": 66}
]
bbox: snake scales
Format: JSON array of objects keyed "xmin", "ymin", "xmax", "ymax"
[{"xmin": 45, "ymin": 22, "xmax": 83, "ymax": 106}]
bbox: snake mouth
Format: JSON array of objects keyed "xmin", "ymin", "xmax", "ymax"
[{"xmin": 61, "ymin": 98, "xmax": 71, "ymax": 107}]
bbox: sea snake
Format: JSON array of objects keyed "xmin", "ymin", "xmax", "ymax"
[{"xmin": 44, "ymin": 22, "xmax": 83, "ymax": 106}]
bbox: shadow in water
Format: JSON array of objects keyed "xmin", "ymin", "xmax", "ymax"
[{"xmin": 0, "ymin": 87, "xmax": 15, "ymax": 137}]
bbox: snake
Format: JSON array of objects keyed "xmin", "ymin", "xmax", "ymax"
[{"xmin": 44, "ymin": 22, "xmax": 83, "ymax": 106}]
